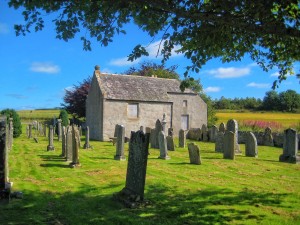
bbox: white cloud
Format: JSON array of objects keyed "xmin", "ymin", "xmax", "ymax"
[
  {"xmin": 0, "ymin": 22, "xmax": 9, "ymax": 34},
  {"xmin": 109, "ymin": 57, "xmax": 141, "ymax": 66},
  {"xmin": 247, "ymin": 82, "xmax": 271, "ymax": 88},
  {"xmin": 30, "ymin": 62, "xmax": 60, "ymax": 74},
  {"xmin": 270, "ymin": 72, "xmax": 279, "ymax": 77},
  {"xmin": 204, "ymin": 86, "xmax": 221, "ymax": 93},
  {"xmin": 207, "ymin": 67, "xmax": 250, "ymax": 78}
]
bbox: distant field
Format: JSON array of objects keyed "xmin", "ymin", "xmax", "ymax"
[
  {"xmin": 216, "ymin": 111, "xmax": 300, "ymax": 130},
  {"xmin": 18, "ymin": 109, "xmax": 60, "ymax": 122}
]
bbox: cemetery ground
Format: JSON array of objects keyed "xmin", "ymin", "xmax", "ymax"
[{"xmin": 1, "ymin": 127, "xmax": 300, "ymax": 225}]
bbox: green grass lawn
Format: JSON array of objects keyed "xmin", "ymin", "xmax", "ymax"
[{"xmin": 1, "ymin": 126, "xmax": 300, "ymax": 225}]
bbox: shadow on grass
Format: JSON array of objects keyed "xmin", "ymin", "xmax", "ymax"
[
  {"xmin": 38, "ymin": 154, "xmax": 66, "ymax": 162},
  {"xmin": 0, "ymin": 183, "xmax": 290, "ymax": 225},
  {"xmin": 40, "ymin": 163, "xmax": 71, "ymax": 168}
]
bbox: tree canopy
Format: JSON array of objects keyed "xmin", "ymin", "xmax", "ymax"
[{"xmin": 9, "ymin": 0, "xmax": 300, "ymax": 89}]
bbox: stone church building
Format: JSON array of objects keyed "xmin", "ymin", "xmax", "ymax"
[{"xmin": 86, "ymin": 66, "xmax": 207, "ymax": 141}]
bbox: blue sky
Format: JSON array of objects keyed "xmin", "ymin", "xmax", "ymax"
[{"xmin": 0, "ymin": 2, "xmax": 299, "ymax": 111}]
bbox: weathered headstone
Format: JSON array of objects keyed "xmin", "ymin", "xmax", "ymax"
[
  {"xmin": 61, "ymin": 126, "xmax": 66, "ymax": 157},
  {"xmin": 226, "ymin": 119, "xmax": 241, "ymax": 154},
  {"xmin": 114, "ymin": 130, "xmax": 150, "ymax": 208},
  {"xmin": 209, "ymin": 125, "xmax": 218, "ymax": 142},
  {"xmin": 202, "ymin": 124, "xmax": 208, "ymax": 142},
  {"xmin": 0, "ymin": 116, "xmax": 10, "ymax": 203},
  {"xmin": 161, "ymin": 113, "xmax": 167, "ymax": 132},
  {"xmin": 188, "ymin": 143, "xmax": 201, "ymax": 165},
  {"xmin": 83, "ymin": 126, "xmax": 91, "ymax": 149},
  {"xmin": 150, "ymin": 128, "xmax": 156, "ymax": 148},
  {"xmin": 223, "ymin": 131, "xmax": 235, "ymax": 160},
  {"xmin": 66, "ymin": 126, "xmax": 73, "ymax": 161},
  {"xmin": 145, "ymin": 127, "xmax": 151, "ymax": 134},
  {"xmin": 114, "ymin": 125, "xmax": 126, "ymax": 161},
  {"xmin": 47, "ymin": 125, "xmax": 55, "ymax": 151},
  {"xmin": 139, "ymin": 126, "xmax": 144, "ymax": 133},
  {"xmin": 263, "ymin": 127, "xmax": 274, "ymax": 146},
  {"xmin": 28, "ymin": 124, "xmax": 32, "ymax": 139},
  {"xmin": 166, "ymin": 136, "xmax": 175, "ymax": 151},
  {"xmin": 158, "ymin": 131, "xmax": 170, "ymax": 160},
  {"xmin": 57, "ymin": 119, "xmax": 62, "ymax": 142},
  {"xmin": 245, "ymin": 132, "xmax": 258, "ymax": 157},
  {"xmin": 70, "ymin": 125, "xmax": 80, "ymax": 167},
  {"xmin": 279, "ymin": 128, "xmax": 299, "ymax": 164},
  {"xmin": 153, "ymin": 119, "xmax": 163, "ymax": 149},
  {"xmin": 219, "ymin": 122, "xmax": 226, "ymax": 133},
  {"xmin": 215, "ymin": 131, "xmax": 224, "ymax": 153},
  {"xmin": 179, "ymin": 129, "xmax": 186, "ymax": 148}
]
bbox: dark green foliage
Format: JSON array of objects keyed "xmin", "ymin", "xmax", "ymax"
[
  {"xmin": 8, "ymin": 0, "xmax": 300, "ymax": 88},
  {"xmin": 1, "ymin": 109, "xmax": 22, "ymax": 138},
  {"xmin": 278, "ymin": 89, "xmax": 300, "ymax": 112},
  {"xmin": 200, "ymin": 93, "xmax": 218, "ymax": 127},
  {"xmin": 59, "ymin": 109, "xmax": 69, "ymax": 127}
]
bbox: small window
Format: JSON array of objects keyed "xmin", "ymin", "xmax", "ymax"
[
  {"xmin": 183, "ymin": 100, "xmax": 187, "ymax": 107},
  {"xmin": 128, "ymin": 103, "xmax": 138, "ymax": 118}
]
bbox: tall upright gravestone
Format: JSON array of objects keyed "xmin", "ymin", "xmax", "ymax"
[
  {"xmin": 158, "ymin": 131, "xmax": 170, "ymax": 160},
  {"xmin": 223, "ymin": 131, "xmax": 235, "ymax": 160},
  {"xmin": 179, "ymin": 129, "xmax": 186, "ymax": 148},
  {"xmin": 57, "ymin": 119, "xmax": 62, "ymax": 142},
  {"xmin": 83, "ymin": 126, "xmax": 91, "ymax": 149},
  {"xmin": 0, "ymin": 116, "xmax": 10, "ymax": 203},
  {"xmin": 279, "ymin": 128, "xmax": 299, "ymax": 164},
  {"xmin": 245, "ymin": 132, "xmax": 258, "ymax": 157},
  {"xmin": 61, "ymin": 126, "xmax": 66, "ymax": 157},
  {"xmin": 114, "ymin": 130, "xmax": 150, "ymax": 208},
  {"xmin": 70, "ymin": 125, "xmax": 80, "ymax": 168},
  {"xmin": 66, "ymin": 126, "xmax": 73, "ymax": 161},
  {"xmin": 114, "ymin": 125, "xmax": 126, "ymax": 160},
  {"xmin": 226, "ymin": 119, "xmax": 241, "ymax": 154},
  {"xmin": 47, "ymin": 125, "xmax": 55, "ymax": 151}
]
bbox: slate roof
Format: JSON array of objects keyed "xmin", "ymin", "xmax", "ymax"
[{"xmin": 95, "ymin": 72, "xmax": 196, "ymax": 102}]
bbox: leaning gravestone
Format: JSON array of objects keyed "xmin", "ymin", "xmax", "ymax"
[
  {"xmin": 188, "ymin": 143, "xmax": 201, "ymax": 165},
  {"xmin": 113, "ymin": 130, "xmax": 150, "ymax": 208},
  {"xmin": 47, "ymin": 125, "xmax": 55, "ymax": 151},
  {"xmin": 66, "ymin": 126, "xmax": 73, "ymax": 161},
  {"xmin": 179, "ymin": 129, "xmax": 186, "ymax": 148},
  {"xmin": 245, "ymin": 132, "xmax": 258, "ymax": 157},
  {"xmin": 114, "ymin": 125, "xmax": 126, "ymax": 161},
  {"xmin": 223, "ymin": 131, "xmax": 235, "ymax": 160},
  {"xmin": 0, "ymin": 116, "xmax": 10, "ymax": 203},
  {"xmin": 263, "ymin": 127, "xmax": 274, "ymax": 146},
  {"xmin": 226, "ymin": 119, "xmax": 241, "ymax": 154},
  {"xmin": 158, "ymin": 131, "xmax": 170, "ymax": 160},
  {"xmin": 215, "ymin": 131, "xmax": 224, "ymax": 153},
  {"xmin": 166, "ymin": 136, "xmax": 175, "ymax": 151},
  {"xmin": 70, "ymin": 126, "xmax": 80, "ymax": 168},
  {"xmin": 279, "ymin": 128, "xmax": 299, "ymax": 164}
]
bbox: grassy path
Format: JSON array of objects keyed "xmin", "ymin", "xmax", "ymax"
[{"xmin": 1, "ymin": 128, "xmax": 300, "ymax": 225}]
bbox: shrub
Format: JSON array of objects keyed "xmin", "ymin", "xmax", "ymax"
[{"xmin": 1, "ymin": 109, "xmax": 22, "ymax": 138}]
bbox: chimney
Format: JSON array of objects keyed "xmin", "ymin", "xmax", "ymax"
[{"xmin": 94, "ymin": 65, "xmax": 100, "ymax": 76}]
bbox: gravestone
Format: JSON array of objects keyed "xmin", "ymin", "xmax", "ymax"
[
  {"xmin": 150, "ymin": 128, "xmax": 156, "ymax": 148},
  {"xmin": 66, "ymin": 126, "xmax": 73, "ymax": 161},
  {"xmin": 226, "ymin": 119, "xmax": 241, "ymax": 154},
  {"xmin": 47, "ymin": 125, "xmax": 55, "ymax": 151},
  {"xmin": 245, "ymin": 132, "xmax": 258, "ymax": 157},
  {"xmin": 223, "ymin": 131, "xmax": 235, "ymax": 160},
  {"xmin": 215, "ymin": 131, "xmax": 224, "ymax": 153},
  {"xmin": 202, "ymin": 124, "xmax": 208, "ymax": 142},
  {"xmin": 279, "ymin": 128, "xmax": 300, "ymax": 164},
  {"xmin": 139, "ymin": 126, "xmax": 144, "ymax": 133},
  {"xmin": 114, "ymin": 130, "xmax": 150, "ymax": 208},
  {"xmin": 166, "ymin": 136, "xmax": 175, "ymax": 151},
  {"xmin": 168, "ymin": 128, "xmax": 174, "ymax": 137},
  {"xmin": 209, "ymin": 125, "xmax": 218, "ymax": 142},
  {"xmin": 161, "ymin": 113, "xmax": 167, "ymax": 132},
  {"xmin": 219, "ymin": 122, "xmax": 226, "ymax": 133},
  {"xmin": 83, "ymin": 126, "xmax": 91, "ymax": 149},
  {"xmin": 188, "ymin": 143, "xmax": 201, "ymax": 165},
  {"xmin": 70, "ymin": 125, "xmax": 80, "ymax": 167},
  {"xmin": 145, "ymin": 127, "xmax": 151, "ymax": 134},
  {"xmin": 61, "ymin": 126, "xmax": 66, "ymax": 157},
  {"xmin": 28, "ymin": 124, "xmax": 32, "ymax": 139},
  {"xmin": 57, "ymin": 119, "xmax": 62, "ymax": 142},
  {"xmin": 114, "ymin": 125, "xmax": 126, "ymax": 161},
  {"xmin": 43, "ymin": 123, "xmax": 47, "ymax": 137},
  {"xmin": 179, "ymin": 129, "xmax": 186, "ymax": 148},
  {"xmin": 0, "ymin": 116, "xmax": 10, "ymax": 203},
  {"xmin": 158, "ymin": 131, "xmax": 170, "ymax": 160},
  {"xmin": 263, "ymin": 127, "xmax": 274, "ymax": 146},
  {"xmin": 153, "ymin": 119, "xmax": 163, "ymax": 149}
]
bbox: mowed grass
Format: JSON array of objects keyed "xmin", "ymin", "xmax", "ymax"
[
  {"xmin": 216, "ymin": 111, "xmax": 300, "ymax": 129},
  {"xmin": 1, "ymin": 126, "xmax": 300, "ymax": 225}
]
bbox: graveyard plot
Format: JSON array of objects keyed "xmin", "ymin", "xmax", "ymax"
[{"xmin": 0, "ymin": 126, "xmax": 299, "ymax": 225}]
